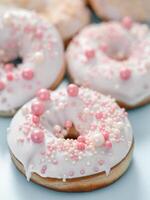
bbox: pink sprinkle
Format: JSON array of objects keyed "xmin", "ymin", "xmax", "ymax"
[
  {"xmin": 95, "ymin": 112, "xmax": 104, "ymax": 120},
  {"xmin": 100, "ymin": 43, "xmax": 108, "ymax": 52},
  {"xmin": 37, "ymin": 88, "xmax": 50, "ymax": 101},
  {"xmin": 77, "ymin": 142, "xmax": 85, "ymax": 151},
  {"xmin": 98, "ymin": 160, "xmax": 105, "ymax": 165},
  {"xmin": 105, "ymin": 140, "xmax": 112, "ymax": 149},
  {"xmin": 122, "ymin": 16, "xmax": 133, "ymax": 29},
  {"xmin": 32, "ymin": 115, "xmax": 40, "ymax": 124},
  {"xmin": 77, "ymin": 135, "xmax": 86, "ymax": 143},
  {"xmin": 120, "ymin": 68, "xmax": 131, "ymax": 80},
  {"xmin": 67, "ymin": 84, "xmax": 79, "ymax": 97},
  {"xmin": 31, "ymin": 130, "xmax": 44, "ymax": 144},
  {"xmin": 35, "ymin": 29, "xmax": 43, "ymax": 39},
  {"xmin": 85, "ymin": 49, "xmax": 95, "ymax": 59},
  {"xmin": 102, "ymin": 131, "xmax": 109, "ymax": 141},
  {"xmin": 80, "ymin": 169, "xmax": 85, "ymax": 175},
  {"xmin": 41, "ymin": 165, "xmax": 47, "ymax": 174},
  {"xmin": 31, "ymin": 101, "xmax": 45, "ymax": 116},
  {"xmin": 64, "ymin": 120, "xmax": 72, "ymax": 129},
  {"xmin": 0, "ymin": 80, "xmax": 5, "ymax": 91},
  {"xmin": 7, "ymin": 72, "xmax": 14, "ymax": 81},
  {"xmin": 22, "ymin": 68, "xmax": 34, "ymax": 80},
  {"xmin": 4, "ymin": 63, "xmax": 14, "ymax": 71}
]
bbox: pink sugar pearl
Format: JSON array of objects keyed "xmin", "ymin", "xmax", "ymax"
[
  {"xmin": 31, "ymin": 130, "xmax": 44, "ymax": 144},
  {"xmin": 122, "ymin": 16, "xmax": 133, "ymax": 29},
  {"xmin": 67, "ymin": 84, "xmax": 79, "ymax": 97},
  {"xmin": 105, "ymin": 140, "xmax": 112, "ymax": 149},
  {"xmin": 100, "ymin": 43, "xmax": 108, "ymax": 52},
  {"xmin": 7, "ymin": 72, "xmax": 14, "ymax": 81},
  {"xmin": 0, "ymin": 80, "xmax": 5, "ymax": 91},
  {"xmin": 37, "ymin": 88, "xmax": 50, "ymax": 101},
  {"xmin": 4, "ymin": 63, "xmax": 14, "ymax": 71},
  {"xmin": 31, "ymin": 101, "xmax": 45, "ymax": 116},
  {"xmin": 85, "ymin": 49, "xmax": 95, "ymax": 59},
  {"xmin": 120, "ymin": 68, "xmax": 131, "ymax": 80},
  {"xmin": 102, "ymin": 131, "xmax": 109, "ymax": 141},
  {"xmin": 77, "ymin": 135, "xmax": 86, "ymax": 143},
  {"xmin": 32, "ymin": 115, "xmax": 40, "ymax": 124},
  {"xmin": 64, "ymin": 120, "xmax": 72, "ymax": 129},
  {"xmin": 22, "ymin": 68, "xmax": 34, "ymax": 80},
  {"xmin": 95, "ymin": 112, "xmax": 104, "ymax": 120},
  {"xmin": 77, "ymin": 142, "xmax": 85, "ymax": 151}
]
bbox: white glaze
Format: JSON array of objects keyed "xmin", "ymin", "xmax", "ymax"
[
  {"xmin": 0, "ymin": 8, "xmax": 64, "ymax": 113},
  {"xmin": 66, "ymin": 22, "xmax": 150, "ymax": 106},
  {"xmin": 7, "ymin": 87, "xmax": 133, "ymax": 181}
]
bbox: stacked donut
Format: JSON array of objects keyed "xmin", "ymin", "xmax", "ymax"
[{"xmin": 0, "ymin": 0, "xmax": 149, "ymax": 192}]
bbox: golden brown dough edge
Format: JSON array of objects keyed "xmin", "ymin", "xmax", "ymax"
[{"xmin": 10, "ymin": 141, "xmax": 134, "ymax": 192}]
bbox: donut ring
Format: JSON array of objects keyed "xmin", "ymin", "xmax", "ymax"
[
  {"xmin": 0, "ymin": 0, "xmax": 91, "ymax": 42},
  {"xmin": 0, "ymin": 8, "xmax": 65, "ymax": 116},
  {"xmin": 88, "ymin": 0, "xmax": 150, "ymax": 22},
  {"xmin": 66, "ymin": 19, "xmax": 150, "ymax": 108},
  {"xmin": 7, "ymin": 85, "xmax": 133, "ymax": 192}
]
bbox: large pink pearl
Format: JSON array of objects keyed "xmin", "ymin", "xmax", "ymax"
[
  {"xmin": 67, "ymin": 84, "xmax": 79, "ymax": 97},
  {"xmin": 120, "ymin": 68, "xmax": 131, "ymax": 80},
  {"xmin": 122, "ymin": 16, "xmax": 133, "ymax": 29},
  {"xmin": 31, "ymin": 101, "xmax": 45, "ymax": 116},
  {"xmin": 4, "ymin": 63, "xmax": 14, "ymax": 71},
  {"xmin": 31, "ymin": 130, "xmax": 44, "ymax": 144},
  {"xmin": 77, "ymin": 135, "xmax": 86, "ymax": 143},
  {"xmin": 32, "ymin": 115, "xmax": 40, "ymax": 124},
  {"xmin": 77, "ymin": 142, "xmax": 85, "ymax": 151},
  {"xmin": 7, "ymin": 72, "xmax": 14, "ymax": 81},
  {"xmin": 0, "ymin": 80, "xmax": 5, "ymax": 91},
  {"xmin": 37, "ymin": 88, "xmax": 50, "ymax": 101},
  {"xmin": 22, "ymin": 68, "xmax": 34, "ymax": 80}
]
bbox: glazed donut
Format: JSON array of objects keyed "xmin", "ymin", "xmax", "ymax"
[
  {"xmin": 7, "ymin": 84, "xmax": 133, "ymax": 192},
  {"xmin": 0, "ymin": 8, "xmax": 65, "ymax": 116},
  {"xmin": 88, "ymin": 0, "xmax": 150, "ymax": 22},
  {"xmin": 0, "ymin": 0, "xmax": 91, "ymax": 42},
  {"xmin": 66, "ymin": 18, "xmax": 150, "ymax": 108}
]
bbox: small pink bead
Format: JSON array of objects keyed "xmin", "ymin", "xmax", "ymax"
[
  {"xmin": 67, "ymin": 84, "xmax": 79, "ymax": 97},
  {"xmin": 102, "ymin": 131, "xmax": 109, "ymax": 141},
  {"xmin": 77, "ymin": 142, "xmax": 85, "ymax": 151},
  {"xmin": 22, "ymin": 68, "xmax": 34, "ymax": 80},
  {"xmin": 85, "ymin": 49, "xmax": 95, "ymax": 59},
  {"xmin": 37, "ymin": 88, "xmax": 50, "ymax": 101},
  {"xmin": 31, "ymin": 101, "xmax": 45, "ymax": 116},
  {"xmin": 122, "ymin": 16, "xmax": 133, "ymax": 29},
  {"xmin": 95, "ymin": 112, "xmax": 104, "ymax": 120},
  {"xmin": 7, "ymin": 72, "xmax": 14, "ymax": 81},
  {"xmin": 35, "ymin": 29, "xmax": 43, "ymax": 39},
  {"xmin": 0, "ymin": 80, "xmax": 5, "ymax": 91},
  {"xmin": 105, "ymin": 140, "xmax": 112, "ymax": 149},
  {"xmin": 77, "ymin": 135, "xmax": 86, "ymax": 143},
  {"xmin": 100, "ymin": 43, "xmax": 108, "ymax": 52},
  {"xmin": 31, "ymin": 130, "xmax": 44, "ymax": 144},
  {"xmin": 4, "ymin": 63, "xmax": 14, "ymax": 71},
  {"xmin": 32, "ymin": 115, "xmax": 40, "ymax": 124},
  {"xmin": 64, "ymin": 120, "xmax": 72, "ymax": 129},
  {"xmin": 120, "ymin": 68, "xmax": 131, "ymax": 80}
]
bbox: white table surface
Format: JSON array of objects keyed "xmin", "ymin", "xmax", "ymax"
[{"xmin": 0, "ymin": 13, "xmax": 150, "ymax": 200}]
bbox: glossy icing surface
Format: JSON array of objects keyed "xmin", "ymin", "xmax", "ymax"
[
  {"xmin": 0, "ymin": 8, "xmax": 64, "ymax": 112},
  {"xmin": 7, "ymin": 86, "xmax": 133, "ymax": 181},
  {"xmin": 66, "ymin": 20, "xmax": 150, "ymax": 106}
]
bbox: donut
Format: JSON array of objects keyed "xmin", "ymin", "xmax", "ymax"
[
  {"xmin": 7, "ymin": 84, "xmax": 133, "ymax": 192},
  {"xmin": 0, "ymin": 8, "xmax": 65, "ymax": 116},
  {"xmin": 66, "ymin": 18, "xmax": 150, "ymax": 108},
  {"xmin": 0, "ymin": 0, "xmax": 91, "ymax": 42},
  {"xmin": 88, "ymin": 0, "xmax": 150, "ymax": 22}
]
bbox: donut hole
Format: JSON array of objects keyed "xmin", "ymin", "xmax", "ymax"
[
  {"xmin": 101, "ymin": 25, "xmax": 132, "ymax": 61},
  {"xmin": 6, "ymin": 56, "xmax": 23, "ymax": 68},
  {"xmin": 64, "ymin": 124, "xmax": 79, "ymax": 140}
]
